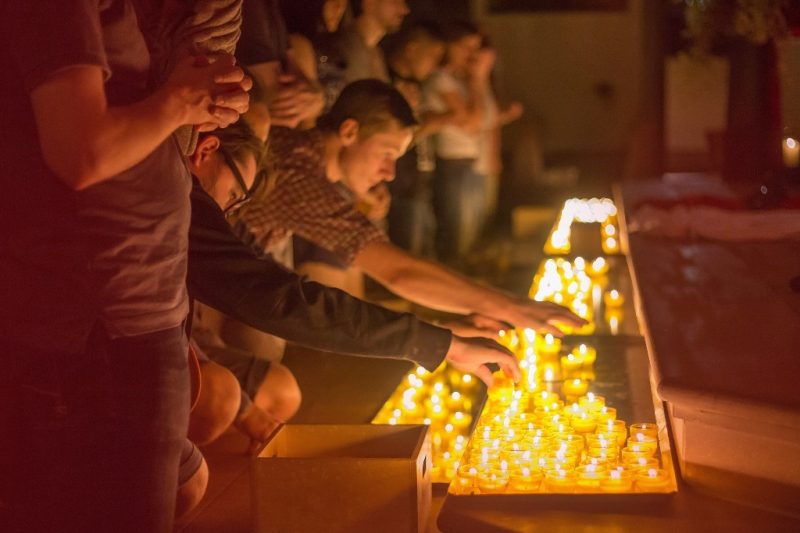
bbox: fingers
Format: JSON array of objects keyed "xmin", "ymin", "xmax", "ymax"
[
  {"xmin": 214, "ymin": 88, "xmax": 250, "ymax": 114},
  {"xmin": 208, "ymin": 105, "xmax": 241, "ymax": 128},
  {"xmin": 489, "ymin": 351, "xmax": 521, "ymax": 382},
  {"xmin": 472, "ymin": 365, "xmax": 494, "ymax": 388}
]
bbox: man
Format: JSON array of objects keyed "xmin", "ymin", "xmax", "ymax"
[
  {"xmin": 0, "ymin": 2, "xmax": 249, "ymax": 531},
  {"xmin": 384, "ymin": 23, "xmax": 451, "ymax": 257},
  {"xmin": 240, "ymin": 80, "xmax": 584, "ymax": 335},
  {"xmin": 340, "ymin": 0, "xmax": 410, "ymax": 83},
  {"xmin": 238, "ymin": 0, "xmax": 326, "ymax": 129}
]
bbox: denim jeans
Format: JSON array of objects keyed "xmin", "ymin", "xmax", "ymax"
[
  {"xmin": 0, "ymin": 323, "xmax": 189, "ymax": 533},
  {"xmin": 433, "ymin": 158, "xmax": 487, "ymax": 261},
  {"xmin": 387, "ymin": 194, "xmax": 437, "ymax": 259}
]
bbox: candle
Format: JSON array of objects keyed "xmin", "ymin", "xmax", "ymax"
[
  {"xmin": 600, "ymin": 469, "xmax": 634, "ymax": 493},
  {"xmin": 624, "ymin": 457, "xmax": 660, "ymax": 473},
  {"xmin": 783, "ymin": 137, "xmax": 800, "ymax": 168},
  {"xmin": 560, "ymin": 353, "xmax": 583, "ymax": 373},
  {"xmin": 544, "ymin": 469, "xmax": 578, "ymax": 493},
  {"xmin": 477, "ymin": 470, "xmax": 508, "ymax": 494},
  {"xmin": 626, "ymin": 435, "xmax": 658, "ymax": 455},
  {"xmin": 572, "ymin": 344, "xmax": 597, "ymax": 365},
  {"xmin": 621, "ymin": 447, "xmax": 653, "ymax": 464},
  {"xmin": 602, "ymin": 236, "xmax": 620, "ymax": 254},
  {"xmin": 603, "ymin": 289, "xmax": 624, "ymax": 307},
  {"xmin": 537, "ymin": 333, "xmax": 562, "ymax": 355},
  {"xmin": 599, "ymin": 419, "xmax": 628, "ymax": 446},
  {"xmin": 452, "ymin": 411, "xmax": 472, "ymax": 431},
  {"xmin": 635, "ymin": 468, "xmax": 671, "ymax": 492},
  {"xmin": 570, "ymin": 412, "xmax": 597, "ymax": 434},
  {"xmin": 578, "ymin": 393, "xmax": 605, "ymax": 411},
  {"xmin": 588, "ymin": 256, "xmax": 609, "ymax": 277},
  {"xmin": 455, "ymin": 465, "xmax": 478, "ymax": 492},
  {"xmin": 576, "ymin": 464, "xmax": 607, "ymax": 492},
  {"xmin": 595, "ymin": 406, "xmax": 617, "ymax": 423},
  {"xmin": 562, "ymin": 378, "xmax": 589, "ymax": 397},
  {"xmin": 629, "ymin": 423, "xmax": 658, "ymax": 440},
  {"xmin": 508, "ymin": 467, "xmax": 543, "ymax": 492}
]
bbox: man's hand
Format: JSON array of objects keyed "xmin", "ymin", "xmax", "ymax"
[
  {"xmin": 161, "ymin": 52, "xmax": 251, "ymax": 130},
  {"xmin": 439, "ymin": 313, "xmax": 510, "ymax": 338},
  {"xmin": 503, "ymin": 298, "xmax": 587, "ymax": 337},
  {"xmin": 234, "ymin": 404, "xmax": 282, "ymax": 454},
  {"xmin": 268, "ymin": 74, "xmax": 325, "ymax": 128},
  {"xmin": 445, "ymin": 335, "xmax": 520, "ymax": 388}
]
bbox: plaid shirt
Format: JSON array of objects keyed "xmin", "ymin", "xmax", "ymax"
[{"xmin": 240, "ymin": 127, "xmax": 387, "ymax": 265}]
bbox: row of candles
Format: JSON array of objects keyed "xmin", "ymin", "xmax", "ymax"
[
  {"xmin": 543, "ymin": 198, "xmax": 621, "ymax": 256},
  {"xmin": 448, "ymin": 328, "xmax": 673, "ymax": 494},
  {"xmin": 530, "ymin": 256, "xmax": 626, "ymax": 336}
]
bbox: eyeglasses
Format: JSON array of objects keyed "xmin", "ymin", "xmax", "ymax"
[{"xmin": 220, "ymin": 148, "xmax": 252, "ymax": 216}]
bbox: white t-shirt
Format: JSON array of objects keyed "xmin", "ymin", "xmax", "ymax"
[{"xmin": 424, "ymin": 69, "xmax": 481, "ymax": 160}]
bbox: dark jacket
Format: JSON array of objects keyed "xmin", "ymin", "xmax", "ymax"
[{"xmin": 187, "ymin": 178, "xmax": 451, "ymax": 370}]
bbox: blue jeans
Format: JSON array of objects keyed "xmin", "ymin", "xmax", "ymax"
[
  {"xmin": 388, "ymin": 194, "xmax": 437, "ymax": 258},
  {"xmin": 433, "ymin": 158, "xmax": 487, "ymax": 261},
  {"xmin": 0, "ymin": 323, "xmax": 189, "ymax": 533}
]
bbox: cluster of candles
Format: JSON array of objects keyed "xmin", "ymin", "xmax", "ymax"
[
  {"xmin": 372, "ymin": 363, "xmax": 481, "ymax": 481},
  {"xmin": 530, "ymin": 256, "xmax": 625, "ymax": 336},
  {"xmin": 544, "ymin": 198, "xmax": 621, "ymax": 255},
  {"xmin": 448, "ymin": 330, "xmax": 672, "ymax": 494}
]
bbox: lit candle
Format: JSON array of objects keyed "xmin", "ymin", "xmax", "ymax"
[
  {"xmin": 452, "ymin": 411, "xmax": 472, "ymax": 431},
  {"xmin": 560, "ymin": 353, "xmax": 583, "ymax": 373},
  {"xmin": 624, "ymin": 457, "xmax": 660, "ymax": 473},
  {"xmin": 600, "ymin": 469, "xmax": 634, "ymax": 493},
  {"xmin": 783, "ymin": 137, "xmax": 800, "ymax": 168},
  {"xmin": 562, "ymin": 378, "xmax": 589, "ymax": 397},
  {"xmin": 603, "ymin": 289, "xmax": 624, "ymax": 307},
  {"xmin": 629, "ymin": 423, "xmax": 658, "ymax": 440},
  {"xmin": 576, "ymin": 464, "xmax": 607, "ymax": 492},
  {"xmin": 578, "ymin": 393, "xmax": 605, "ymax": 412},
  {"xmin": 537, "ymin": 333, "xmax": 562, "ymax": 355},
  {"xmin": 572, "ymin": 344, "xmax": 597, "ymax": 365},
  {"xmin": 595, "ymin": 406, "xmax": 617, "ymax": 423},
  {"xmin": 477, "ymin": 469, "xmax": 508, "ymax": 494},
  {"xmin": 508, "ymin": 467, "xmax": 543, "ymax": 492},
  {"xmin": 454, "ymin": 465, "xmax": 478, "ymax": 492},
  {"xmin": 602, "ymin": 236, "xmax": 620, "ymax": 254},
  {"xmin": 588, "ymin": 256, "xmax": 609, "ymax": 277},
  {"xmin": 599, "ymin": 419, "xmax": 628, "ymax": 447},
  {"xmin": 635, "ymin": 468, "xmax": 671, "ymax": 492},
  {"xmin": 626, "ymin": 434, "xmax": 658, "ymax": 455},
  {"xmin": 544, "ymin": 468, "xmax": 578, "ymax": 493},
  {"xmin": 570, "ymin": 411, "xmax": 597, "ymax": 434}
]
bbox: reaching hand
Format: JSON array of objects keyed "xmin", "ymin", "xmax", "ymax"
[
  {"xmin": 438, "ymin": 313, "xmax": 510, "ymax": 338},
  {"xmin": 502, "ymin": 298, "xmax": 587, "ymax": 337},
  {"xmin": 445, "ymin": 335, "xmax": 520, "ymax": 388}
]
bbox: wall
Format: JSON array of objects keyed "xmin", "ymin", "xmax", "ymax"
[{"xmin": 472, "ymin": 0, "xmax": 646, "ymax": 155}]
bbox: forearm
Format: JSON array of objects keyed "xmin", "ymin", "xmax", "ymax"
[
  {"xmin": 356, "ymin": 243, "xmax": 510, "ymax": 318},
  {"xmin": 75, "ymin": 89, "xmax": 186, "ymax": 189}
]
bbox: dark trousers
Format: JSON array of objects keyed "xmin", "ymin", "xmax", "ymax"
[
  {"xmin": 433, "ymin": 158, "xmax": 487, "ymax": 262},
  {"xmin": 0, "ymin": 323, "xmax": 189, "ymax": 533}
]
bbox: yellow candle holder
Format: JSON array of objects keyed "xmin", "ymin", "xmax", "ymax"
[
  {"xmin": 544, "ymin": 469, "xmax": 578, "ymax": 493},
  {"xmin": 560, "ymin": 353, "xmax": 584, "ymax": 373},
  {"xmin": 578, "ymin": 393, "xmax": 605, "ymax": 412},
  {"xmin": 599, "ymin": 469, "xmax": 634, "ymax": 493},
  {"xmin": 626, "ymin": 435, "xmax": 658, "ymax": 455},
  {"xmin": 624, "ymin": 457, "xmax": 660, "ymax": 473},
  {"xmin": 477, "ymin": 470, "xmax": 509, "ymax": 494},
  {"xmin": 603, "ymin": 289, "xmax": 624, "ymax": 307},
  {"xmin": 585, "ymin": 433, "xmax": 617, "ymax": 450},
  {"xmin": 598, "ymin": 419, "xmax": 628, "ymax": 447},
  {"xmin": 635, "ymin": 468, "xmax": 671, "ymax": 492},
  {"xmin": 629, "ymin": 422, "xmax": 658, "ymax": 440},
  {"xmin": 508, "ymin": 467, "xmax": 543, "ymax": 493},
  {"xmin": 570, "ymin": 412, "xmax": 598, "ymax": 434},
  {"xmin": 595, "ymin": 406, "xmax": 617, "ymax": 423},
  {"xmin": 621, "ymin": 447, "xmax": 653, "ymax": 464},
  {"xmin": 562, "ymin": 378, "xmax": 589, "ymax": 397},
  {"xmin": 587, "ymin": 256, "xmax": 609, "ymax": 277},
  {"xmin": 575, "ymin": 464, "xmax": 608, "ymax": 492}
]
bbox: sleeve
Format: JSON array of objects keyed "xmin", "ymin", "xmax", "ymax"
[
  {"xmin": 187, "ymin": 179, "xmax": 451, "ymax": 370},
  {"xmin": 236, "ymin": 0, "xmax": 289, "ymax": 66},
  {"xmin": 3, "ymin": 0, "xmax": 110, "ymax": 92},
  {"xmin": 242, "ymin": 130, "xmax": 388, "ymax": 265}
]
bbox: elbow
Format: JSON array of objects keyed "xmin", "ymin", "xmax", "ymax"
[{"xmin": 45, "ymin": 150, "xmax": 105, "ymax": 191}]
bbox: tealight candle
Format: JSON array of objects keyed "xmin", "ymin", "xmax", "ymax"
[
  {"xmin": 624, "ymin": 457, "xmax": 660, "ymax": 473},
  {"xmin": 600, "ymin": 469, "xmax": 634, "ymax": 493},
  {"xmin": 588, "ymin": 256, "xmax": 609, "ymax": 277},
  {"xmin": 455, "ymin": 465, "xmax": 478, "ymax": 491},
  {"xmin": 626, "ymin": 435, "xmax": 658, "ymax": 455},
  {"xmin": 602, "ymin": 236, "xmax": 620, "ymax": 254},
  {"xmin": 452, "ymin": 411, "xmax": 472, "ymax": 430},
  {"xmin": 576, "ymin": 464, "xmax": 607, "ymax": 492},
  {"xmin": 595, "ymin": 406, "xmax": 617, "ymax": 423},
  {"xmin": 783, "ymin": 136, "xmax": 800, "ymax": 168},
  {"xmin": 560, "ymin": 353, "xmax": 583, "ymax": 373},
  {"xmin": 635, "ymin": 468, "xmax": 671, "ymax": 492},
  {"xmin": 621, "ymin": 447, "xmax": 653, "ymax": 464},
  {"xmin": 477, "ymin": 470, "xmax": 508, "ymax": 494},
  {"xmin": 572, "ymin": 344, "xmax": 597, "ymax": 365},
  {"xmin": 562, "ymin": 378, "xmax": 589, "ymax": 397},
  {"xmin": 603, "ymin": 289, "xmax": 624, "ymax": 307},
  {"xmin": 570, "ymin": 412, "xmax": 597, "ymax": 434},
  {"xmin": 508, "ymin": 467, "xmax": 543, "ymax": 492},
  {"xmin": 578, "ymin": 393, "xmax": 605, "ymax": 412},
  {"xmin": 536, "ymin": 333, "xmax": 562, "ymax": 354},
  {"xmin": 629, "ymin": 423, "xmax": 658, "ymax": 440},
  {"xmin": 544, "ymin": 469, "xmax": 578, "ymax": 493},
  {"xmin": 599, "ymin": 419, "xmax": 628, "ymax": 447}
]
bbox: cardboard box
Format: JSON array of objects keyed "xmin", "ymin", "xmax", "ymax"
[{"xmin": 252, "ymin": 424, "xmax": 431, "ymax": 533}]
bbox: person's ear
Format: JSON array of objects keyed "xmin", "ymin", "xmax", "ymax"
[
  {"xmin": 188, "ymin": 135, "xmax": 221, "ymax": 169},
  {"xmin": 339, "ymin": 119, "xmax": 360, "ymax": 147}
]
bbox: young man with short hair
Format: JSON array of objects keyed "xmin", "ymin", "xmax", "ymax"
[{"xmin": 240, "ymin": 80, "xmax": 585, "ymax": 336}]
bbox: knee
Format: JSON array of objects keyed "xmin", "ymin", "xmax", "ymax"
[
  {"xmin": 188, "ymin": 362, "xmax": 241, "ymax": 445},
  {"xmin": 253, "ymin": 363, "xmax": 301, "ymax": 422},
  {"xmin": 175, "ymin": 457, "xmax": 209, "ymax": 522}
]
